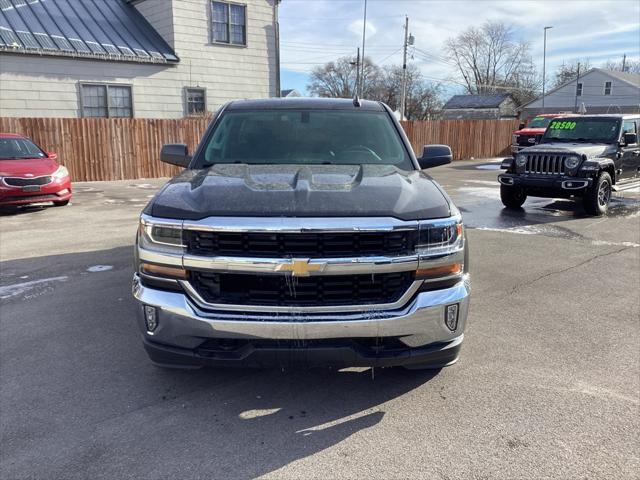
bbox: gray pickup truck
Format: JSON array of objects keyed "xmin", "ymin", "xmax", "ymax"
[{"xmin": 132, "ymin": 98, "xmax": 470, "ymax": 370}]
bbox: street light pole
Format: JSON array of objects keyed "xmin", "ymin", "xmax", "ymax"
[{"xmin": 542, "ymin": 26, "xmax": 553, "ymax": 112}]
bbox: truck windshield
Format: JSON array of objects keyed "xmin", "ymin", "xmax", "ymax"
[
  {"xmin": 541, "ymin": 118, "xmax": 620, "ymax": 143},
  {"xmin": 528, "ymin": 116, "xmax": 552, "ymax": 128},
  {"xmin": 199, "ymin": 109, "xmax": 412, "ymax": 169}
]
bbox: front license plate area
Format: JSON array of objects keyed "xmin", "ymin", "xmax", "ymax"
[{"xmin": 22, "ymin": 185, "xmax": 41, "ymax": 193}]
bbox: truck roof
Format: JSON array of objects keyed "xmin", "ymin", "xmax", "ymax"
[
  {"xmin": 557, "ymin": 114, "xmax": 639, "ymax": 120},
  {"xmin": 226, "ymin": 98, "xmax": 386, "ymax": 111}
]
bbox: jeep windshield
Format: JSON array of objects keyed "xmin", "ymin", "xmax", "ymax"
[
  {"xmin": 541, "ymin": 117, "xmax": 620, "ymax": 144},
  {"xmin": 198, "ymin": 109, "xmax": 413, "ymax": 170}
]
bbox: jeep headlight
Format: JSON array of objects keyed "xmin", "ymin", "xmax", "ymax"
[
  {"xmin": 564, "ymin": 156, "xmax": 580, "ymax": 170},
  {"xmin": 515, "ymin": 154, "xmax": 527, "ymax": 167}
]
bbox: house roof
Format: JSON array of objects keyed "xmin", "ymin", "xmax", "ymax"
[
  {"xmin": 443, "ymin": 94, "xmax": 511, "ymax": 109},
  {"xmin": 601, "ymin": 69, "xmax": 640, "ymax": 87},
  {"xmin": 0, "ymin": 0, "xmax": 178, "ymax": 64},
  {"xmin": 522, "ymin": 68, "xmax": 640, "ymax": 108}
]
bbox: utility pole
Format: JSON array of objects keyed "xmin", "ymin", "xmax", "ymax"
[
  {"xmin": 542, "ymin": 26, "xmax": 552, "ymax": 112},
  {"xmin": 351, "ymin": 47, "xmax": 361, "ymax": 97},
  {"xmin": 574, "ymin": 62, "xmax": 581, "ymax": 113},
  {"xmin": 622, "ymin": 53, "xmax": 627, "ymax": 72},
  {"xmin": 360, "ymin": 0, "xmax": 367, "ymax": 96},
  {"xmin": 400, "ymin": 15, "xmax": 409, "ymax": 120}
]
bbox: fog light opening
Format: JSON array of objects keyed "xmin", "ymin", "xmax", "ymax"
[
  {"xmin": 445, "ymin": 304, "xmax": 459, "ymax": 331},
  {"xmin": 144, "ymin": 305, "xmax": 158, "ymax": 333}
]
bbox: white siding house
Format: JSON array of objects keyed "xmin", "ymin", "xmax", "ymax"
[
  {"xmin": 0, "ymin": 0, "xmax": 280, "ymax": 118},
  {"xmin": 522, "ymin": 68, "xmax": 640, "ymax": 118}
]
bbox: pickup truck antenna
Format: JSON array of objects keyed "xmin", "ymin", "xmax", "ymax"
[{"xmin": 353, "ymin": 94, "xmax": 361, "ymax": 107}]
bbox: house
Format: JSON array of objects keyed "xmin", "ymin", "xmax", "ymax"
[
  {"xmin": 0, "ymin": 0, "xmax": 280, "ymax": 118},
  {"xmin": 441, "ymin": 94, "xmax": 518, "ymax": 120},
  {"xmin": 522, "ymin": 68, "xmax": 640, "ymax": 118},
  {"xmin": 281, "ymin": 88, "xmax": 301, "ymax": 98}
]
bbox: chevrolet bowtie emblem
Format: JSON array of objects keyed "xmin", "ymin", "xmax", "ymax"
[{"xmin": 276, "ymin": 259, "xmax": 324, "ymax": 277}]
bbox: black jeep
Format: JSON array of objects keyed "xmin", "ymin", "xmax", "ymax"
[{"xmin": 499, "ymin": 114, "xmax": 640, "ymax": 215}]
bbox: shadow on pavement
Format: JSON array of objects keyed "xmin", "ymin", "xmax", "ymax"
[{"xmin": 1, "ymin": 246, "xmax": 439, "ymax": 479}]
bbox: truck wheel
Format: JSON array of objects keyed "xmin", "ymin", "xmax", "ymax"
[
  {"xmin": 583, "ymin": 172, "xmax": 612, "ymax": 216},
  {"xmin": 500, "ymin": 184, "xmax": 527, "ymax": 209},
  {"xmin": 53, "ymin": 200, "xmax": 70, "ymax": 207}
]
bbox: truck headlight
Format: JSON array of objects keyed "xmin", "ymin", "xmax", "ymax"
[
  {"xmin": 515, "ymin": 154, "xmax": 527, "ymax": 167},
  {"xmin": 564, "ymin": 156, "xmax": 580, "ymax": 170},
  {"xmin": 415, "ymin": 217, "xmax": 465, "ymax": 281},
  {"xmin": 138, "ymin": 216, "xmax": 184, "ymax": 254}
]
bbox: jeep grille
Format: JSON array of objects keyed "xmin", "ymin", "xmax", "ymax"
[{"xmin": 525, "ymin": 154, "xmax": 566, "ymax": 175}]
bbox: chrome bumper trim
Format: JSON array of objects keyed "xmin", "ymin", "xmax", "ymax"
[
  {"xmin": 179, "ymin": 278, "xmax": 425, "ymax": 313},
  {"xmin": 132, "ymin": 274, "xmax": 470, "ymax": 345},
  {"xmin": 183, "ymin": 253, "xmax": 420, "ymax": 275}
]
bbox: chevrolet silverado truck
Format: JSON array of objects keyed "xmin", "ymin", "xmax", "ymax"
[
  {"xmin": 133, "ymin": 98, "xmax": 470, "ymax": 370},
  {"xmin": 510, "ymin": 113, "xmax": 564, "ymax": 154},
  {"xmin": 500, "ymin": 114, "xmax": 640, "ymax": 215}
]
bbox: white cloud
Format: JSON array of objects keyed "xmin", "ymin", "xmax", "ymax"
[
  {"xmin": 279, "ymin": 0, "xmax": 640, "ymax": 92},
  {"xmin": 347, "ymin": 19, "xmax": 377, "ymax": 38}
]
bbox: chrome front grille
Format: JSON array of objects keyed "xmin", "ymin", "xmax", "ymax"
[{"xmin": 525, "ymin": 154, "xmax": 565, "ymax": 175}]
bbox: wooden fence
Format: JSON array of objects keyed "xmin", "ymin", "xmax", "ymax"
[
  {"xmin": 401, "ymin": 119, "xmax": 519, "ymax": 161},
  {"xmin": 0, "ymin": 117, "xmax": 518, "ymax": 182}
]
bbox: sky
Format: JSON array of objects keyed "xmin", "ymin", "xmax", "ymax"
[{"xmin": 279, "ymin": 0, "xmax": 640, "ymax": 97}]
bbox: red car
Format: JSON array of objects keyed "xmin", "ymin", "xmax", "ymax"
[
  {"xmin": 511, "ymin": 113, "xmax": 565, "ymax": 154},
  {"xmin": 0, "ymin": 133, "xmax": 72, "ymax": 208}
]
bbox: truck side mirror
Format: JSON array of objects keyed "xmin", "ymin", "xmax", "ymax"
[
  {"xmin": 160, "ymin": 144, "xmax": 191, "ymax": 167},
  {"xmin": 46, "ymin": 151, "xmax": 57, "ymax": 160},
  {"xmin": 623, "ymin": 132, "xmax": 638, "ymax": 146},
  {"xmin": 417, "ymin": 144, "xmax": 453, "ymax": 169}
]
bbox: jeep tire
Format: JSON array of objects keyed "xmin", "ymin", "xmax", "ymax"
[
  {"xmin": 500, "ymin": 184, "xmax": 527, "ymax": 209},
  {"xmin": 583, "ymin": 171, "xmax": 612, "ymax": 216}
]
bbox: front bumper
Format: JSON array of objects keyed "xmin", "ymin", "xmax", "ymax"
[
  {"xmin": 132, "ymin": 274, "xmax": 470, "ymax": 368},
  {"xmin": 0, "ymin": 178, "xmax": 72, "ymax": 206},
  {"xmin": 498, "ymin": 173, "xmax": 592, "ymax": 193}
]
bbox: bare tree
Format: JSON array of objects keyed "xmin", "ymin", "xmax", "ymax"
[
  {"xmin": 307, "ymin": 56, "xmax": 380, "ymax": 98},
  {"xmin": 375, "ymin": 64, "xmax": 443, "ymax": 120},
  {"xmin": 552, "ymin": 60, "xmax": 591, "ymax": 88},
  {"xmin": 307, "ymin": 58, "xmax": 443, "ymax": 119},
  {"xmin": 445, "ymin": 21, "xmax": 540, "ymax": 104},
  {"xmin": 601, "ymin": 57, "xmax": 640, "ymax": 73}
]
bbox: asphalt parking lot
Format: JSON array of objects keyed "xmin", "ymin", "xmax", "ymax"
[{"xmin": 1, "ymin": 160, "xmax": 639, "ymax": 479}]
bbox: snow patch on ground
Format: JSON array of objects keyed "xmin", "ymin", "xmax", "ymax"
[
  {"xmin": 0, "ymin": 276, "xmax": 68, "ymax": 300},
  {"xmin": 86, "ymin": 265, "xmax": 113, "ymax": 272}
]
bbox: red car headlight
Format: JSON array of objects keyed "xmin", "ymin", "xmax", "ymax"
[{"xmin": 52, "ymin": 166, "xmax": 69, "ymax": 181}]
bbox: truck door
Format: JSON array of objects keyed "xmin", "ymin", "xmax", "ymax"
[{"xmin": 619, "ymin": 119, "xmax": 640, "ymax": 180}]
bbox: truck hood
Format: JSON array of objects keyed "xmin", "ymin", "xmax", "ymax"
[
  {"xmin": 149, "ymin": 164, "xmax": 452, "ymax": 221},
  {"xmin": 520, "ymin": 142, "xmax": 616, "ymax": 158}
]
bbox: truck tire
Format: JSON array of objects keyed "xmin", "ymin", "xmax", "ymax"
[
  {"xmin": 53, "ymin": 200, "xmax": 69, "ymax": 207},
  {"xmin": 583, "ymin": 172, "xmax": 612, "ymax": 216},
  {"xmin": 500, "ymin": 184, "xmax": 527, "ymax": 209}
]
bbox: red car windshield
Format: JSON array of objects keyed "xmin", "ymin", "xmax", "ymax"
[
  {"xmin": 0, "ymin": 138, "xmax": 47, "ymax": 160},
  {"xmin": 527, "ymin": 116, "xmax": 553, "ymax": 129}
]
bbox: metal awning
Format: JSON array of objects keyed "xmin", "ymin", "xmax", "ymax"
[{"xmin": 0, "ymin": 0, "xmax": 178, "ymax": 64}]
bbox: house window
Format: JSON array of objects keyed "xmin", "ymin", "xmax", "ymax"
[
  {"xmin": 604, "ymin": 81, "xmax": 612, "ymax": 95},
  {"xmin": 211, "ymin": 1, "xmax": 246, "ymax": 45},
  {"xmin": 81, "ymin": 84, "xmax": 132, "ymax": 118},
  {"xmin": 186, "ymin": 88, "xmax": 206, "ymax": 115},
  {"xmin": 576, "ymin": 82, "xmax": 583, "ymax": 96}
]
